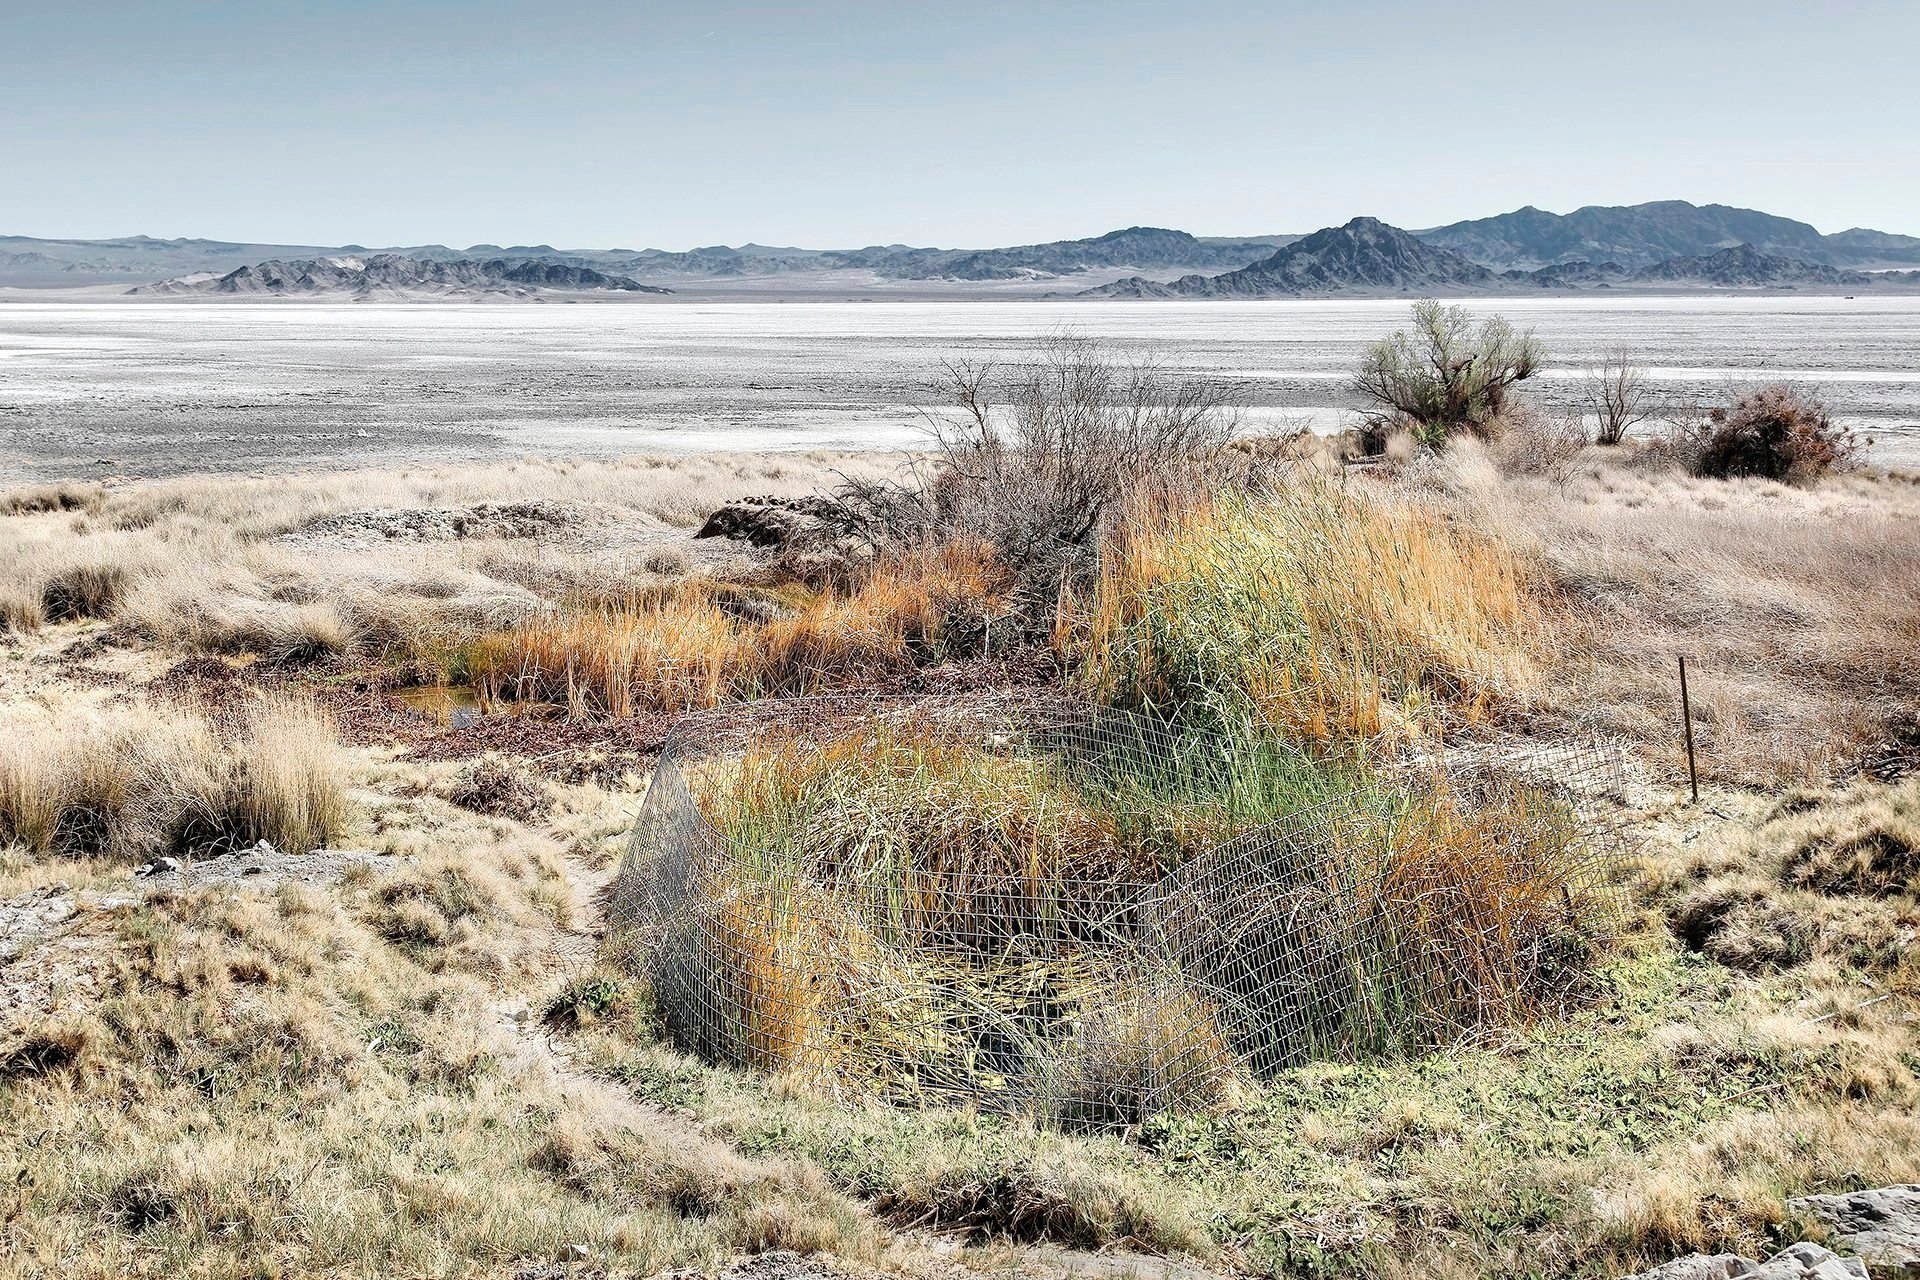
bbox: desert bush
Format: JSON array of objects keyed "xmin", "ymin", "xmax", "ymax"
[
  {"xmin": 1691, "ymin": 384, "xmax": 1859, "ymax": 483},
  {"xmin": 1354, "ymin": 299, "xmax": 1545, "ymax": 446},
  {"xmin": 870, "ymin": 337, "xmax": 1239, "ymax": 612},
  {"xmin": 0, "ymin": 697, "xmax": 348, "ymax": 861},
  {"xmin": 1078, "ymin": 484, "xmax": 1542, "ymax": 743},
  {"xmin": 1490, "ymin": 404, "xmax": 1589, "ymax": 482}
]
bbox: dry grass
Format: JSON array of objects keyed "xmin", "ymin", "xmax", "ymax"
[
  {"xmin": 0, "ymin": 481, "xmax": 103, "ymax": 515},
  {"xmin": 0, "ymin": 800, "xmax": 878, "ymax": 1278},
  {"xmin": 1077, "ymin": 483, "xmax": 1544, "ymax": 743},
  {"xmin": 472, "ymin": 540, "xmax": 1012, "ymax": 714},
  {"xmin": 1428, "ymin": 444, "xmax": 1920, "ymax": 782},
  {"xmin": 0, "ymin": 696, "xmax": 348, "ymax": 861},
  {"xmin": 0, "ymin": 452, "xmax": 889, "ymax": 675}
]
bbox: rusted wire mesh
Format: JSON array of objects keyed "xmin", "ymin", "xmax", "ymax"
[{"xmin": 607, "ymin": 695, "xmax": 1643, "ymax": 1127}]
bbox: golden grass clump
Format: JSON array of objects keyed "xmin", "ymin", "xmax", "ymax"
[
  {"xmin": 0, "ymin": 696, "xmax": 349, "ymax": 861},
  {"xmin": 1369, "ymin": 778, "xmax": 1599, "ymax": 1037},
  {"xmin": 1028, "ymin": 980, "xmax": 1242, "ymax": 1129},
  {"xmin": 472, "ymin": 591, "xmax": 740, "ymax": 716},
  {"xmin": 1078, "ymin": 483, "xmax": 1543, "ymax": 743},
  {"xmin": 692, "ymin": 882, "xmax": 946, "ymax": 1088},
  {"xmin": 472, "ymin": 540, "xmax": 1012, "ymax": 715}
]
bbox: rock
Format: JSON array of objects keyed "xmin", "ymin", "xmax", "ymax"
[
  {"xmin": 694, "ymin": 495, "xmax": 848, "ymax": 549},
  {"xmin": 1628, "ymin": 1245, "xmax": 1871, "ymax": 1280},
  {"xmin": 1630, "ymin": 1255, "xmax": 1762, "ymax": 1280},
  {"xmin": 1792, "ymin": 1186, "xmax": 1920, "ymax": 1275}
]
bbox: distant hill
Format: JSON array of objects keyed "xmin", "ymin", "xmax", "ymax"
[
  {"xmin": 130, "ymin": 255, "xmax": 670, "ymax": 298},
  {"xmin": 849, "ymin": 227, "xmax": 1288, "ymax": 281},
  {"xmin": 1626, "ymin": 244, "xmax": 1875, "ymax": 288},
  {"xmin": 9, "ymin": 198, "xmax": 1920, "ymax": 295},
  {"xmin": 1501, "ymin": 259, "xmax": 1629, "ymax": 287},
  {"xmin": 1084, "ymin": 218, "xmax": 1497, "ymax": 297},
  {"xmin": 1415, "ymin": 200, "xmax": 1920, "ymax": 271}
]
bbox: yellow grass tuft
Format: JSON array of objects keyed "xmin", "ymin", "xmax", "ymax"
[
  {"xmin": 1077, "ymin": 483, "xmax": 1544, "ymax": 743},
  {"xmin": 0, "ymin": 696, "xmax": 349, "ymax": 861}
]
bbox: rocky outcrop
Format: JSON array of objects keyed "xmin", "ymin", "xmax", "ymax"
[
  {"xmin": 1083, "ymin": 218, "xmax": 1497, "ymax": 298},
  {"xmin": 694, "ymin": 495, "xmax": 852, "ymax": 549},
  {"xmin": 1790, "ymin": 1186, "xmax": 1920, "ymax": 1275},
  {"xmin": 1628, "ymin": 1241, "xmax": 1868, "ymax": 1279}
]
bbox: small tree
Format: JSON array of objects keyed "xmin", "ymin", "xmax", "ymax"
[
  {"xmin": 1353, "ymin": 299, "xmax": 1545, "ymax": 446},
  {"xmin": 1582, "ymin": 346, "xmax": 1653, "ymax": 446}
]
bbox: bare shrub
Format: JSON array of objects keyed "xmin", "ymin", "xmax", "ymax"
[
  {"xmin": 1354, "ymin": 300, "xmax": 1545, "ymax": 446},
  {"xmin": 1582, "ymin": 347, "xmax": 1656, "ymax": 446},
  {"xmin": 1632, "ymin": 401, "xmax": 1718, "ymax": 472},
  {"xmin": 1692, "ymin": 385, "xmax": 1860, "ymax": 483},
  {"xmin": 1490, "ymin": 404, "xmax": 1589, "ymax": 482},
  {"xmin": 896, "ymin": 336, "xmax": 1239, "ymax": 610}
]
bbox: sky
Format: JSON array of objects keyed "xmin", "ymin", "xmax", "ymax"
[{"xmin": 5, "ymin": 0, "xmax": 1917, "ymax": 250}]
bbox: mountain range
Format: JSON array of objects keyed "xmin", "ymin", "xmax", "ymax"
[
  {"xmin": 127, "ymin": 255, "xmax": 669, "ymax": 299},
  {"xmin": 1087, "ymin": 218, "xmax": 1498, "ymax": 297},
  {"xmin": 1083, "ymin": 220, "xmax": 1908, "ymax": 299},
  {"xmin": 1415, "ymin": 201, "xmax": 1920, "ymax": 271},
  {"xmin": 7, "ymin": 199, "xmax": 1920, "ymax": 296}
]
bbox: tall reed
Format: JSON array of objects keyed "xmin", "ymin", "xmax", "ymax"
[{"xmin": 1076, "ymin": 484, "xmax": 1543, "ymax": 743}]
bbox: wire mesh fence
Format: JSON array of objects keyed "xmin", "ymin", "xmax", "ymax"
[{"xmin": 607, "ymin": 694, "xmax": 1644, "ymax": 1128}]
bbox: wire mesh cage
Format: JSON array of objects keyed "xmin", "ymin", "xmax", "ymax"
[{"xmin": 606, "ymin": 694, "xmax": 1644, "ymax": 1128}]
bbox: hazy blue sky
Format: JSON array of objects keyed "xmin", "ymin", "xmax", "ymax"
[{"xmin": 6, "ymin": 0, "xmax": 1916, "ymax": 248}]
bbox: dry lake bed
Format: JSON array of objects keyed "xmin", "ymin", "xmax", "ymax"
[{"xmin": 2, "ymin": 295, "xmax": 1917, "ymax": 481}]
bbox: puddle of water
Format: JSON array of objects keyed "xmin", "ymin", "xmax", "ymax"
[{"xmin": 391, "ymin": 684, "xmax": 555, "ymax": 728}]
